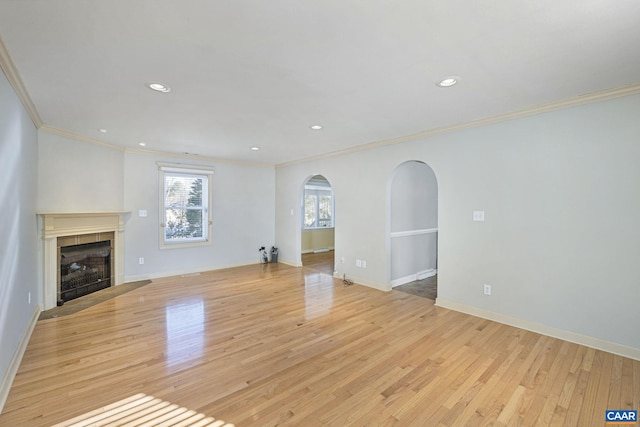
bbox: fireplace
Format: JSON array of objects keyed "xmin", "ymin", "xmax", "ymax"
[
  {"xmin": 39, "ymin": 212, "xmax": 127, "ymax": 310},
  {"xmin": 58, "ymin": 233, "xmax": 113, "ymax": 304}
]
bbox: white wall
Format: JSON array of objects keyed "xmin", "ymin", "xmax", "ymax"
[
  {"xmin": 302, "ymin": 228, "xmax": 335, "ymax": 252},
  {"xmin": 35, "ymin": 133, "xmax": 276, "ymax": 281},
  {"xmin": 38, "ymin": 132, "xmax": 124, "ymax": 212},
  {"xmin": 0, "ymin": 69, "xmax": 39, "ymax": 407},
  {"xmin": 123, "ymin": 152, "xmax": 276, "ymax": 280},
  {"xmin": 276, "ymin": 94, "xmax": 640, "ymax": 354}
]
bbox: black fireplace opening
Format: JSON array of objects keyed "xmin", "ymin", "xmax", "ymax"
[{"xmin": 59, "ymin": 240, "xmax": 112, "ymax": 303}]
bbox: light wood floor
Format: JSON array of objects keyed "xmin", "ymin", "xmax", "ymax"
[
  {"xmin": 1, "ymin": 261, "xmax": 638, "ymax": 426},
  {"xmin": 302, "ymin": 250, "xmax": 334, "ymax": 275}
]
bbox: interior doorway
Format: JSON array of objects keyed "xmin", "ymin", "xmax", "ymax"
[
  {"xmin": 388, "ymin": 161, "xmax": 438, "ymax": 299},
  {"xmin": 301, "ymin": 175, "xmax": 335, "ymax": 273}
]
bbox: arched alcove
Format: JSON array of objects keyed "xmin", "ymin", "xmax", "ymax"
[
  {"xmin": 299, "ymin": 174, "xmax": 335, "ymax": 274},
  {"xmin": 388, "ymin": 161, "xmax": 438, "ymax": 296}
]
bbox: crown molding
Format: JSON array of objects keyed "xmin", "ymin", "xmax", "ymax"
[
  {"xmin": 3, "ymin": 30, "xmax": 638, "ymax": 169},
  {"xmin": 276, "ymin": 83, "xmax": 640, "ymax": 168},
  {"xmin": 40, "ymin": 125, "xmax": 126, "ymax": 151},
  {"xmin": 126, "ymin": 148, "xmax": 274, "ymax": 168},
  {"xmin": 40, "ymin": 126, "xmax": 274, "ymax": 168},
  {"xmin": 0, "ymin": 36, "xmax": 43, "ymax": 128}
]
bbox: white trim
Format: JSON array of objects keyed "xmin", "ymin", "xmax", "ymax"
[
  {"xmin": 41, "ymin": 125, "xmax": 125, "ymax": 152},
  {"xmin": 157, "ymin": 162, "xmax": 215, "ymax": 175},
  {"xmin": 391, "ymin": 268, "xmax": 437, "ymax": 287},
  {"xmin": 3, "ymin": 30, "xmax": 640, "ymax": 170},
  {"xmin": 124, "ymin": 260, "xmax": 275, "ymax": 282},
  {"xmin": 38, "ymin": 212, "xmax": 127, "ymax": 310},
  {"xmin": 276, "ymin": 83, "xmax": 640, "ymax": 168},
  {"xmin": 301, "ymin": 246, "xmax": 335, "ymax": 254},
  {"xmin": 435, "ymin": 298, "xmax": 640, "ymax": 362},
  {"xmin": 0, "ymin": 304, "xmax": 42, "ymax": 413},
  {"xmin": 305, "ymin": 184, "xmax": 331, "ymax": 191},
  {"xmin": 391, "ymin": 274, "xmax": 418, "ymax": 288},
  {"xmin": 128, "ymin": 148, "xmax": 274, "ymax": 168},
  {"xmin": 158, "ymin": 165, "xmax": 213, "ymax": 250},
  {"xmin": 40, "ymin": 127, "xmax": 274, "ymax": 168},
  {"xmin": 417, "ymin": 269, "xmax": 437, "ymax": 280},
  {"xmin": 390, "ymin": 228, "xmax": 438, "ymax": 238},
  {"xmin": 333, "ymin": 272, "xmax": 389, "ymax": 292},
  {"xmin": 279, "ymin": 259, "xmax": 302, "ymax": 268},
  {"xmin": 302, "ymin": 187, "xmax": 334, "ymax": 229},
  {"xmin": 37, "ymin": 211, "xmax": 128, "ymax": 236},
  {"xmin": 0, "ymin": 36, "xmax": 43, "ymax": 127}
]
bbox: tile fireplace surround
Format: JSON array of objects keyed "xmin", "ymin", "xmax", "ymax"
[{"xmin": 38, "ymin": 212, "xmax": 127, "ymax": 310}]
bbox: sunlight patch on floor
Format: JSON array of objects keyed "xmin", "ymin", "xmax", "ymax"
[{"xmin": 51, "ymin": 393, "xmax": 234, "ymax": 427}]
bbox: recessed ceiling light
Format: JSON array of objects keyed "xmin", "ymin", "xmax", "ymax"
[
  {"xmin": 98, "ymin": 128, "xmax": 107, "ymax": 133},
  {"xmin": 310, "ymin": 125, "xmax": 323, "ymax": 130},
  {"xmin": 250, "ymin": 146, "xmax": 261, "ymax": 151},
  {"xmin": 437, "ymin": 77, "xmax": 459, "ymax": 87},
  {"xmin": 147, "ymin": 82, "xmax": 171, "ymax": 93},
  {"xmin": 138, "ymin": 142, "xmax": 146, "ymax": 147}
]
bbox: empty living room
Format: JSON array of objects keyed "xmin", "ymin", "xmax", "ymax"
[{"xmin": 1, "ymin": 2, "xmax": 639, "ymax": 426}]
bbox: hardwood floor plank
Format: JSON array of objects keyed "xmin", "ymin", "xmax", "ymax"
[{"xmin": 1, "ymin": 255, "xmax": 638, "ymax": 426}]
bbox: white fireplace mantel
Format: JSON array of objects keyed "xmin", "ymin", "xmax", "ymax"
[{"xmin": 38, "ymin": 212, "xmax": 129, "ymax": 310}]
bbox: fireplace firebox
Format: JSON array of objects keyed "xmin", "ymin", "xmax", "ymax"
[{"xmin": 57, "ymin": 232, "xmax": 114, "ymax": 305}]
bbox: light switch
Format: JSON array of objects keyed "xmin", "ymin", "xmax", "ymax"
[
  {"xmin": 473, "ymin": 211, "xmax": 485, "ymax": 222},
  {"xmin": 139, "ymin": 210, "xmax": 147, "ymax": 217}
]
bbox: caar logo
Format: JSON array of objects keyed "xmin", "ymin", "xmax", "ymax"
[{"xmin": 606, "ymin": 410, "xmax": 637, "ymax": 424}]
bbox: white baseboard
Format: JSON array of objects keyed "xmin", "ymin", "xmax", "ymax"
[
  {"xmin": 417, "ymin": 268, "xmax": 437, "ymax": 280},
  {"xmin": 279, "ymin": 259, "xmax": 302, "ymax": 268},
  {"xmin": 301, "ymin": 247, "xmax": 334, "ymax": 254},
  {"xmin": 391, "ymin": 269, "xmax": 437, "ymax": 288},
  {"xmin": 123, "ymin": 260, "xmax": 262, "ymax": 282},
  {"xmin": 333, "ymin": 272, "xmax": 389, "ymax": 292},
  {"xmin": 435, "ymin": 298, "xmax": 640, "ymax": 361},
  {"xmin": 0, "ymin": 304, "xmax": 42, "ymax": 413},
  {"xmin": 391, "ymin": 274, "xmax": 417, "ymax": 288}
]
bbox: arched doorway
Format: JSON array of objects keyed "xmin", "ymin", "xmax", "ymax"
[
  {"xmin": 388, "ymin": 161, "xmax": 438, "ymax": 299},
  {"xmin": 300, "ymin": 175, "xmax": 335, "ymax": 275}
]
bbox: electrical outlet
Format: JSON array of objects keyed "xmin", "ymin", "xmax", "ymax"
[
  {"xmin": 362, "ymin": 260, "xmax": 367, "ymax": 268},
  {"xmin": 483, "ymin": 284, "xmax": 492, "ymax": 295},
  {"xmin": 356, "ymin": 259, "xmax": 362, "ymax": 267},
  {"xmin": 139, "ymin": 257, "xmax": 145, "ymax": 265},
  {"xmin": 139, "ymin": 209, "xmax": 147, "ymax": 217},
  {"xmin": 473, "ymin": 211, "xmax": 485, "ymax": 222}
]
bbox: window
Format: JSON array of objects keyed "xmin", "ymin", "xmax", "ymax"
[
  {"xmin": 304, "ymin": 187, "xmax": 334, "ymax": 228},
  {"xmin": 158, "ymin": 163, "xmax": 213, "ymax": 248}
]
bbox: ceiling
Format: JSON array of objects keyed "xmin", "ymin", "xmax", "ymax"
[{"xmin": 1, "ymin": 1, "xmax": 639, "ymax": 166}]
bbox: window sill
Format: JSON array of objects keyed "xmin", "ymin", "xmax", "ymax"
[{"xmin": 160, "ymin": 239, "xmax": 212, "ymax": 250}]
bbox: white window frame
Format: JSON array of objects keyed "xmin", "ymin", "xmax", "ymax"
[
  {"xmin": 303, "ymin": 185, "xmax": 334, "ymax": 229},
  {"xmin": 158, "ymin": 162, "xmax": 214, "ymax": 249}
]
